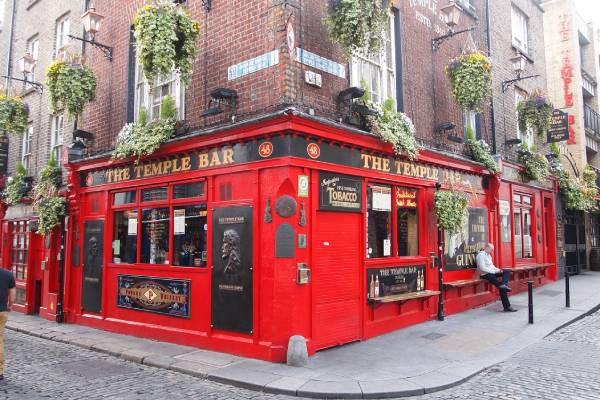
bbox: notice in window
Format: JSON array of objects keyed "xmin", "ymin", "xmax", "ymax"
[
  {"xmin": 128, "ymin": 218, "xmax": 137, "ymax": 235},
  {"xmin": 372, "ymin": 187, "xmax": 391, "ymax": 211},
  {"xmin": 174, "ymin": 209, "xmax": 186, "ymax": 235},
  {"xmin": 112, "ymin": 240, "xmax": 121, "ymax": 256},
  {"xmin": 383, "ymin": 239, "xmax": 391, "ymax": 256}
]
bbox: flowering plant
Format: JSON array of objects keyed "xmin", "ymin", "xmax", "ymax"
[
  {"xmin": 517, "ymin": 144, "xmax": 549, "ymax": 181},
  {"xmin": 0, "ymin": 95, "xmax": 28, "ymax": 136},
  {"xmin": 32, "ymin": 155, "xmax": 66, "ymax": 235},
  {"xmin": 434, "ymin": 189, "xmax": 469, "ymax": 235},
  {"xmin": 324, "ymin": 0, "xmax": 390, "ymax": 58},
  {"xmin": 46, "ymin": 60, "xmax": 96, "ymax": 119},
  {"xmin": 134, "ymin": 0, "xmax": 200, "ymax": 85},
  {"xmin": 557, "ymin": 166, "xmax": 598, "ymax": 212},
  {"xmin": 446, "ymin": 52, "xmax": 492, "ymax": 112},
  {"xmin": 3, "ymin": 163, "xmax": 28, "ymax": 206},
  {"xmin": 465, "ymin": 126, "xmax": 498, "ymax": 173},
  {"xmin": 517, "ymin": 90, "xmax": 553, "ymax": 137}
]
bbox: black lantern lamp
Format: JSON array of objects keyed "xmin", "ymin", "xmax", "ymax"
[
  {"xmin": 437, "ymin": 122, "xmax": 463, "ymax": 143},
  {"xmin": 200, "ymin": 88, "xmax": 238, "ymax": 118},
  {"xmin": 501, "ymin": 52, "xmax": 539, "ymax": 92},
  {"xmin": 432, "ymin": 1, "xmax": 476, "ymax": 51},
  {"xmin": 337, "ymin": 86, "xmax": 379, "ymax": 128},
  {"xmin": 504, "ymin": 137, "xmax": 522, "ymax": 147},
  {"xmin": 68, "ymin": 5, "xmax": 113, "ymax": 61},
  {"xmin": 67, "ymin": 140, "xmax": 88, "ymax": 162}
]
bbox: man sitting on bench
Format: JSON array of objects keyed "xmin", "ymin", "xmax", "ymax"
[{"xmin": 476, "ymin": 243, "xmax": 517, "ymax": 312}]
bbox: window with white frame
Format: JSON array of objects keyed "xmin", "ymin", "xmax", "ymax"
[
  {"xmin": 464, "ymin": 110, "xmax": 478, "ymax": 138},
  {"xmin": 55, "ymin": 14, "xmax": 70, "ymax": 56},
  {"xmin": 350, "ymin": 10, "xmax": 396, "ymax": 108},
  {"xmin": 511, "ymin": 5, "xmax": 528, "ymax": 54},
  {"xmin": 134, "ymin": 61, "xmax": 184, "ymax": 121},
  {"xmin": 21, "ymin": 125, "xmax": 33, "ymax": 170},
  {"xmin": 457, "ymin": 0, "xmax": 475, "ymax": 13},
  {"xmin": 51, "ymin": 114, "xmax": 64, "ymax": 162},
  {"xmin": 515, "ymin": 90, "xmax": 534, "ymax": 148},
  {"xmin": 25, "ymin": 36, "xmax": 39, "ymax": 89}
]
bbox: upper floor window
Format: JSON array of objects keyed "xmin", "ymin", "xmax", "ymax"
[
  {"xmin": 134, "ymin": 61, "xmax": 184, "ymax": 122},
  {"xmin": 350, "ymin": 10, "xmax": 396, "ymax": 108},
  {"xmin": 511, "ymin": 5, "xmax": 528, "ymax": 54},
  {"xmin": 55, "ymin": 14, "xmax": 70, "ymax": 56},
  {"xmin": 25, "ymin": 36, "xmax": 39, "ymax": 89},
  {"xmin": 464, "ymin": 110, "xmax": 481, "ymax": 139},
  {"xmin": 51, "ymin": 114, "xmax": 64, "ymax": 162},
  {"xmin": 21, "ymin": 125, "xmax": 32, "ymax": 170},
  {"xmin": 515, "ymin": 90, "xmax": 533, "ymax": 148},
  {"xmin": 457, "ymin": 0, "xmax": 475, "ymax": 13}
]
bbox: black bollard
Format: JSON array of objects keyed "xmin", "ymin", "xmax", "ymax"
[
  {"xmin": 565, "ymin": 271, "xmax": 570, "ymax": 308},
  {"xmin": 528, "ymin": 281, "xmax": 533, "ymax": 324}
]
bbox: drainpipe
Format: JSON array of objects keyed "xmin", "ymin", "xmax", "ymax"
[
  {"xmin": 485, "ymin": 0, "xmax": 497, "ymax": 154},
  {"xmin": 5, "ymin": 0, "xmax": 17, "ymax": 86}
]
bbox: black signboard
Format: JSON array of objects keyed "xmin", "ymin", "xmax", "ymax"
[
  {"xmin": 82, "ymin": 220, "xmax": 104, "ymax": 312},
  {"xmin": 117, "ymin": 275, "xmax": 190, "ymax": 318},
  {"xmin": 547, "ymin": 109, "xmax": 569, "ymax": 143},
  {"xmin": 319, "ymin": 172, "xmax": 362, "ymax": 212},
  {"xmin": 444, "ymin": 208, "xmax": 488, "ymax": 271},
  {"xmin": 0, "ymin": 135, "xmax": 8, "ymax": 175},
  {"xmin": 211, "ymin": 205, "xmax": 253, "ymax": 333},
  {"xmin": 366, "ymin": 265, "xmax": 425, "ymax": 301}
]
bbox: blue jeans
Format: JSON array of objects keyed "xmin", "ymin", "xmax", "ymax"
[{"xmin": 481, "ymin": 270, "xmax": 512, "ymax": 310}]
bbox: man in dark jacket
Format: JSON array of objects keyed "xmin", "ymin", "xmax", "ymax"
[{"xmin": 0, "ymin": 268, "xmax": 16, "ymax": 380}]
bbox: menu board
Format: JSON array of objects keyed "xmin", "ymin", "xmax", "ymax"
[
  {"xmin": 319, "ymin": 172, "xmax": 362, "ymax": 212},
  {"xmin": 444, "ymin": 208, "xmax": 489, "ymax": 271},
  {"xmin": 366, "ymin": 265, "xmax": 426, "ymax": 301}
]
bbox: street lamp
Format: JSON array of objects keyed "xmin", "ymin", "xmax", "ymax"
[
  {"xmin": 68, "ymin": 5, "xmax": 113, "ymax": 61},
  {"xmin": 1, "ymin": 52, "xmax": 44, "ymax": 92},
  {"xmin": 432, "ymin": 1, "xmax": 476, "ymax": 51},
  {"xmin": 501, "ymin": 52, "xmax": 540, "ymax": 92}
]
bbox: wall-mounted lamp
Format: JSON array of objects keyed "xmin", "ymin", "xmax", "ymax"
[
  {"xmin": 437, "ymin": 122, "xmax": 463, "ymax": 143},
  {"xmin": 432, "ymin": 1, "xmax": 476, "ymax": 51},
  {"xmin": 337, "ymin": 87, "xmax": 378, "ymax": 128},
  {"xmin": 201, "ymin": 0, "xmax": 212, "ymax": 12},
  {"xmin": 67, "ymin": 140, "xmax": 88, "ymax": 162},
  {"xmin": 504, "ymin": 137, "xmax": 522, "ymax": 147},
  {"xmin": 68, "ymin": 6, "xmax": 113, "ymax": 61},
  {"xmin": 200, "ymin": 87, "xmax": 238, "ymax": 118},
  {"xmin": 501, "ymin": 52, "xmax": 539, "ymax": 92},
  {"xmin": 2, "ymin": 52, "xmax": 44, "ymax": 92}
]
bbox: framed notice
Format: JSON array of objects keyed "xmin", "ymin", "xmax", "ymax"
[
  {"xmin": 499, "ymin": 200, "xmax": 512, "ymax": 243},
  {"xmin": 367, "ymin": 265, "xmax": 426, "ymax": 301},
  {"xmin": 117, "ymin": 275, "xmax": 190, "ymax": 318},
  {"xmin": 319, "ymin": 172, "xmax": 362, "ymax": 212},
  {"xmin": 547, "ymin": 109, "xmax": 569, "ymax": 143},
  {"xmin": 444, "ymin": 208, "xmax": 489, "ymax": 271}
]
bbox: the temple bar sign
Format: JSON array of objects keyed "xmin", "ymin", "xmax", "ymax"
[{"xmin": 547, "ymin": 109, "xmax": 569, "ymax": 143}]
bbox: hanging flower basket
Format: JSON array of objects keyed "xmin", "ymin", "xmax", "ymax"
[
  {"xmin": 557, "ymin": 166, "xmax": 598, "ymax": 212},
  {"xmin": 134, "ymin": 1, "xmax": 200, "ymax": 86},
  {"xmin": 434, "ymin": 189, "xmax": 469, "ymax": 235},
  {"xmin": 32, "ymin": 155, "xmax": 65, "ymax": 235},
  {"xmin": 446, "ymin": 52, "xmax": 492, "ymax": 112},
  {"xmin": 365, "ymin": 99, "xmax": 421, "ymax": 160},
  {"xmin": 465, "ymin": 127, "xmax": 498, "ymax": 173},
  {"xmin": 3, "ymin": 163, "xmax": 29, "ymax": 206},
  {"xmin": 46, "ymin": 60, "xmax": 97, "ymax": 120},
  {"xmin": 0, "ymin": 95, "xmax": 28, "ymax": 136},
  {"xmin": 517, "ymin": 90, "xmax": 553, "ymax": 137},
  {"xmin": 324, "ymin": 0, "xmax": 390, "ymax": 58},
  {"xmin": 517, "ymin": 144, "xmax": 549, "ymax": 181}
]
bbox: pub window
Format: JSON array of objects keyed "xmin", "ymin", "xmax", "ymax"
[
  {"xmin": 367, "ymin": 184, "xmax": 392, "ymax": 258},
  {"xmin": 141, "ymin": 207, "xmax": 170, "ymax": 264},
  {"xmin": 173, "ymin": 182, "xmax": 205, "ymax": 199},
  {"xmin": 173, "ymin": 204, "xmax": 207, "ymax": 267},
  {"xmin": 513, "ymin": 194, "xmax": 533, "ymax": 259},
  {"xmin": 112, "ymin": 210, "xmax": 138, "ymax": 264},
  {"xmin": 396, "ymin": 187, "xmax": 418, "ymax": 256},
  {"xmin": 114, "ymin": 190, "xmax": 136, "ymax": 206},
  {"xmin": 11, "ymin": 221, "xmax": 29, "ymax": 281}
]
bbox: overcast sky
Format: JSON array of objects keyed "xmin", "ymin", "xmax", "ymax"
[{"xmin": 574, "ymin": 0, "xmax": 600, "ymax": 28}]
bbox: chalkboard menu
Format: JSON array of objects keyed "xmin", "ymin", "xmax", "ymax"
[
  {"xmin": 319, "ymin": 172, "xmax": 362, "ymax": 212},
  {"xmin": 366, "ymin": 265, "xmax": 426, "ymax": 301},
  {"xmin": 0, "ymin": 135, "xmax": 8, "ymax": 175},
  {"xmin": 547, "ymin": 109, "xmax": 569, "ymax": 143},
  {"xmin": 444, "ymin": 208, "xmax": 488, "ymax": 271}
]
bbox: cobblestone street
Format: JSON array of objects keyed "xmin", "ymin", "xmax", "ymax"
[{"xmin": 2, "ymin": 308, "xmax": 600, "ymax": 400}]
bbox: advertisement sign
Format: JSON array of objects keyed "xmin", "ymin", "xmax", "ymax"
[
  {"xmin": 366, "ymin": 265, "xmax": 426, "ymax": 301},
  {"xmin": 547, "ymin": 109, "xmax": 569, "ymax": 143},
  {"xmin": 444, "ymin": 208, "xmax": 489, "ymax": 271},
  {"xmin": 117, "ymin": 275, "xmax": 190, "ymax": 318},
  {"xmin": 319, "ymin": 172, "xmax": 362, "ymax": 212},
  {"xmin": 211, "ymin": 206, "xmax": 253, "ymax": 333}
]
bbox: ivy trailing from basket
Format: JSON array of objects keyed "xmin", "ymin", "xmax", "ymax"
[
  {"xmin": 517, "ymin": 90, "xmax": 553, "ymax": 137},
  {"xmin": 134, "ymin": 0, "xmax": 200, "ymax": 86},
  {"xmin": 324, "ymin": 0, "xmax": 390, "ymax": 58},
  {"xmin": 434, "ymin": 189, "xmax": 469, "ymax": 235},
  {"xmin": 46, "ymin": 60, "xmax": 97, "ymax": 120},
  {"xmin": 465, "ymin": 126, "xmax": 498, "ymax": 173},
  {"xmin": 446, "ymin": 52, "xmax": 492, "ymax": 112},
  {"xmin": 0, "ymin": 95, "xmax": 28, "ymax": 136},
  {"xmin": 517, "ymin": 144, "xmax": 549, "ymax": 182},
  {"xmin": 365, "ymin": 98, "xmax": 421, "ymax": 160},
  {"xmin": 33, "ymin": 154, "xmax": 66, "ymax": 235},
  {"xmin": 112, "ymin": 96, "xmax": 177, "ymax": 160},
  {"xmin": 557, "ymin": 166, "xmax": 598, "ymax": 212},
  {"xmin": 3, "ymin": 163, "xmax": 28, "ymax": 206}
]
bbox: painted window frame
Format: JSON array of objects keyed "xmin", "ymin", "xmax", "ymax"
[
  {"xmin": 55, "ymin": 13, "xmax": 70, "ymax": 57},
  {"xmin": 25, "ymin": 35, "xmax": 39, "ymax": 89},
  {"xmin": 51, "ymin": 114, "xmax": 64, "ymax": 162},
  {"xmin": 21, "ymin": 124, "xmax": 33, "ymax": 170},
  {"xmin": 511, "ymin": 5, "xmax": 529, "ymax": 54},
  {"xmin": 133, "ymin": 60, "xmax": 184, "ymax": 122}
]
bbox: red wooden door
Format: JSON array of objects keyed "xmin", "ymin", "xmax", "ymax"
[{"xmin": 312, "ymin": 211, "xmax": 362, "ymax": 350}]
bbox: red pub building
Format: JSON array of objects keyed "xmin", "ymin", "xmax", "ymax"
[{"xmin": 2, "ymin": 0, "xmax": 557, "ymax": 362}]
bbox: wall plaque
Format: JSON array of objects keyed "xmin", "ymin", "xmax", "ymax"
[
  {"xmin": 211, "ymin": 205, "xmax": 253, "ymax": 333},
  {"xmin": 319, "ymin": 172, "xmax": 362, "ymax": 212},
  {"xmin": 275, "ymin": 195, "xmax": 297, "ymax": 217},
  {"xmin": 117, "ymin": 275, "xmax": 190, "ymax": 318},
  {"xmin": 444, "ymin": 208, "xmax": 489, "ymax": 271},
  {"xmin": 82, "ymin": 220, "xmax": 104, "ymax": 312},
  {"xmin": 367, "ymin": 265, "xmax": 426, "ymax": 301},
  {"xmin": 275, "ymin": 223, "xmax": 295, "ymax": 258}
]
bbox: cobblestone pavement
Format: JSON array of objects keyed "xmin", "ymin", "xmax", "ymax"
[{"xmin": 1, "ymin": 309, "xmax": 600, "ymax": 400}]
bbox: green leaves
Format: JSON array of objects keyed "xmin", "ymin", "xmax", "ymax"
[
  {"xmin": 517, "ymin": 91, "xmax": 553, "ymax": 137},
  {"xmin": 517, "ymin": 144, "xmax": 549, "ymax": 182},
  {"xmin": 134, "ymin": 1, "xmax": 200, "ymax": 86},
  {"xmin": 0, "ymin": 95, "xmax": 28, "ymax": 136},
  {"xmin": 435, "ymin": 190, "xmax": 469, "ymax": 235},
  {"xmin": 324, "ymin": 0, "xmax": 390, "ymax": 59},
  {"xmin": 557, "ymin": 166, "xmax": 598, "ymax": 212},
  {"xmin": 466, "ymin": 130, "xmax": 498, "ymax": 173},
  {"xmin": 446, "ymin": 52, "xmax": 492, "ymax": 113},
  {"xmin": 46, "ymin": 61, "xmax": 97, "ymax": 120},
  {"xmin": 366, "ymin": 106, "xmax": 421, "ymax": 160},
  {"xmin": 32, "ymin": 154, "xmax": 65, "ymax": 235},
  {"xmin": 4, "ymin": 163, "xmax": 28, "ymax": 206},
  {"xmin": 36, "ymin": 196, "xmax": 66, "ymax": 236}
]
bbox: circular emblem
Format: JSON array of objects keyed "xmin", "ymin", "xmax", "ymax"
[
  {"xmin": 85, "ymin": 173, "xmax": 94, "ymax": 186},
  {"xmin": 307, "ymin": 143, "xmax": 320, "ymax": 159},
  {"xmin": 275, "ymin": 195, "xmax": 297, "ymax": 218},
  {"xmin": 259, "ymin": 141, "xmax": 274, "ymax": 158}
]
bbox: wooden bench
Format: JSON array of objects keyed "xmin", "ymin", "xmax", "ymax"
[
  {"xmin": 511, "ymin": 263, "xmax": 553, "ymax": 272},
  {"xmin": 368, "ymin": 290, "xmax": 440, "ymax": 304},
  {"xmin": 443, "ymin": 278, "xmax": 483, "ymax": 289}
]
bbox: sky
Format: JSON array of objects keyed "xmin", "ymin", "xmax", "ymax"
[{"xmin": 574, "ymin": 0, "xmax": 600, "ymax": 28}]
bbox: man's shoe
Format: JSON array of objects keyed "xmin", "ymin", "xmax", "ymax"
[
  {"xmin": 0, "ymin": 374, "xmax": 4, "ymax": 380},
  {"xmin": 499, "ymin": 284, "xmax": 512, "ymax": 292},
  {"xmin": 503, "ymin": 307, "xmax": 518, "ymax": 312}
]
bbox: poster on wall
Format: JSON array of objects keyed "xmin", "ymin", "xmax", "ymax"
[
  {"xmin": 319, "ymin": 172, "xmax": 362, "ymax": 212},
  {"xmin": 117, "ymin": 275, "xmax": 191, "ymax": 318},
  {"xmin": 211, "ymin": 205, "xmax": 253, "ymax": 333},
  {"xmin": 444, "ymin": 208, "xmax": 489, "ymax": 271},
  {"xmin": 366, "ymin": 265, "xmax": 426, "ymax": 301},
  {"xmin": 499, "ymin": 200, "xmax": 512, "ymax": 243}
]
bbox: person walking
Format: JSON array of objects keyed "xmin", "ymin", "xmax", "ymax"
[
  {"xmin": 0, "ymin": 268, "xmax": 16, "ymax": 380},
  {"xmin": 476, "ymin": 243, "xmax": 517, "ymax": 312}
]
